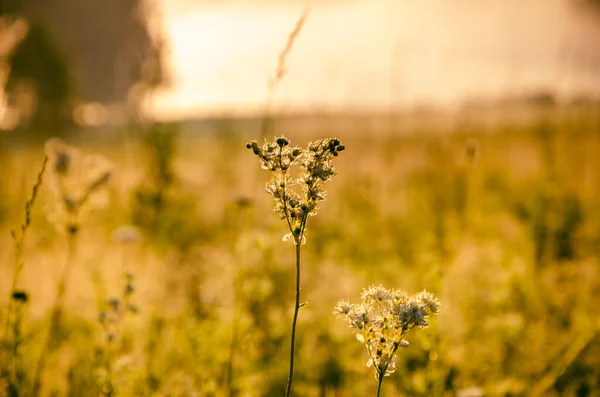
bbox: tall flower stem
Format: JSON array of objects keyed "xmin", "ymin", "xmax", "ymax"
[
  {"xmin": 285, "ymin": 238, "xmax": 302, "ymax": 397},
  {"xmin": 4, "ymin": 157, "xmax": 48, "ymax": 337},
  {"xmin": 247, "ymin": 136, "xmax": 344, "ymax": 396},
  {"xmin": 376, "ymin": 374, "xmax": 384, "ymax": 397}
]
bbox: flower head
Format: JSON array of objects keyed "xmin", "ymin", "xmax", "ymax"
[
  {"xmin": 11, "ymin": 290, "xmax": 29, "ymax": 303},
  {"xmin": 334, "ymin": 299, "xmax": 354, "ymax": 316},
  {"xmin": 247, "ymin": 136, "xmax": 344, "ymax": 244},
  {"xmin": 335, "ymin": 286, "xmax": 440, "ymax": 380},
  {"xmin": 44, "ymin": 138, "xmax": 113, "ymax": 234}
]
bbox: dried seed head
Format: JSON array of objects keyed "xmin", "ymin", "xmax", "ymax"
[
  {"xmin": 54, "ymin": 151, "xmax": 71, "ymax": 174},
  {"xmin": 248, "ymin": 135, "xmax": 344, "ymax": 245},
  {"xmin": 276, "ymin": 137, "xmax": 290, "ymax": 147},
  {"xmin": 334, "ymin": 286, "xmax": 440, "ymax": 380},
  {"xmin": 67, "ymin": 224, "xmax": 79, "ymax": 236},
  {"xmin": 11, "ymin": 290, "xmax": 29, "ymax": 303},
  {"xmin": 44, "ymin": 138, "xmax": 113, "ymax": 234}
]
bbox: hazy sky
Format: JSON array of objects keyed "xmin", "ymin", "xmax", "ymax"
[{"xmin": 149, "ymin": 0, "xmax": 600, "ymax": 119}]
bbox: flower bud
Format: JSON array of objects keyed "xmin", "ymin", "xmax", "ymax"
[
  {"xmin": 54, "ymin": 152, "xmax": 71, "ymax": 174},
  {"xmin": 276, "ymin": 137, "xmax": 289, "ymax": 147},
  {"xmin": 12, "ymin": 290, "xmax": 29, "ymax": 303},
  {"xmin": 67, "ymin": 224, "xmax": 79, "ymax": 236}
]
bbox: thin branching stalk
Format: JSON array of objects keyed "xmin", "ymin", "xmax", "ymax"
[
  {"xmin": 4, "ymin": 157, "xmax": 48, "ymax": 334},
  {"xmin": 2, "ymin": 156, "xmax": 47, "ymax": 393},
  {"xmin": 27, "ymin": 139, "xmax": 113, "ymax": 396},
  {"xmin": 7, "ymin": 157, "xmax": 48, "ymax": 301}
]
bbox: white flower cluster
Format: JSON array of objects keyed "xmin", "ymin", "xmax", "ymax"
[
  {"xmin": 335, "ymin": 285, "xmax": 440, "ymax": 380},
  {"xmin": 247, "ymin": 136, "xmax": 344, "ymax": 244}
]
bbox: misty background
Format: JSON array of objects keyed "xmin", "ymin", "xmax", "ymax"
[{"xmin": 1, "ymin": 0, "xmax": 600, "ymax": 135}]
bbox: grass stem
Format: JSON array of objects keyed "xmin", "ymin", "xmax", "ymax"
[{"xmin": 376, "ymin": 375, "xmax": 383, "ymax": 397}]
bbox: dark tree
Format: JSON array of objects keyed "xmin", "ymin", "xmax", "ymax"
[
  {"xmin": 4, "ymin": 22, "xmax": 72, "ymax": 132},
  {"xmin": 1, "ymin": 0, "xmax": 165, "ymax": 134}
]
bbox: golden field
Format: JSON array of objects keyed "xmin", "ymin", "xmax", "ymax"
[{"xmin": 1, "ymin": 107, "xmax": 599, "ymax": 397}]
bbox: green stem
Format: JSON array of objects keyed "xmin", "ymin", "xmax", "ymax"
[
  {"xmin": 285, "ymin": 239, "xmax": 302, "ymax": 397},
  {"xmin": 376, "ymin": 373, "xmax": 384, "ymax": 397}
]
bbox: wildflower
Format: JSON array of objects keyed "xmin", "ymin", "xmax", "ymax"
[
  {"xmin": 96, "ymin": 272, "xmax": 139, "ymax": 395},
  {"xmin": 415, "ymin": 290, "xmax": 441, "ymax": 314},
  {"xmin": 334, "ymin": 299, "xmax": 354, "ymax": 316},
  {"xmin": 54, "ymin": 150, "xmax": 71, "ymax": 175},
  {"xmin": 246, "ymin": 136, "xmax": 343, "ymax": 245},
  {"xmin": 361, "ymin": 285, "xmax": 392, "ymax": 303},
  {"xmin": 247, "ymin": 135, "xmax": 344, "ymax": 397},
  {"xmin": 108, "ymin": 298, "xmax": 120, "ymax": 312},
  {"xmin": 44, "ymin": 137, "xmax": 113, "ymax": 234},
  {"xmin": 334, "ymin": 286, "xmax": 440, "ymax": 394}
]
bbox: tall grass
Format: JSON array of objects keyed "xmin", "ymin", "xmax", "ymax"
[
  {"xmin": 2, "ymin": 155, "xmax": 47, "ymax": 396},
  {"xmin": 0, "ymin": 109, "xmax": 599, "ymax": 396}
]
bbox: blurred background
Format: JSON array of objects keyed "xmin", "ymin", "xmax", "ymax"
[
  {"xmin": 1, "ymin": 0, "xmax": 600, "ymax": 396},
  {"xmin": 1, "ymin": 0, "xmax": 600, "ymax": 131}
]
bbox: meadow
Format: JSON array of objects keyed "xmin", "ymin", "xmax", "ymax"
[{"xmin": 0, "ymin": 106, "xmax": 599, "ymax": 397}]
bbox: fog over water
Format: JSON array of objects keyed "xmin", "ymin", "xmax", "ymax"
[{"xmin": 150, "ymin": 0, "xmax": 600, "ymax": 119}]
